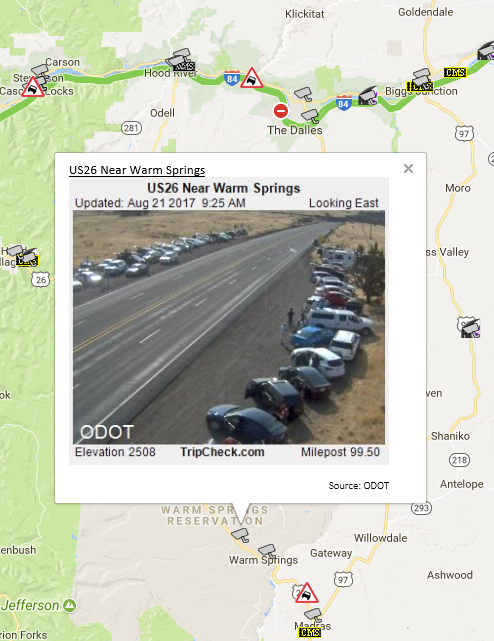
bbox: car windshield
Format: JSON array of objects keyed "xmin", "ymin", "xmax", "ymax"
[
  {"xmin": 305, "ymin": 371, "xmax": 328, "ymax": 385},
  {"xmin": 331, "ymin": 341, "xmax": 349, "ymax": 349},
  {"xmin": 298, "ymin": 328, "xmax": 315, "ymax": 337},
  {"xmin": 328, "ymin": 357, "xmax": 344, "ymax": 367}
]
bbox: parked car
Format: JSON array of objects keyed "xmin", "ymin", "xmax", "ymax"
[
  {"xmin": 316, "ymin": 277, "xmax": 355, "ymax": 295},
  {"xmin": 312, "ymin": 267, "xmax": 347, "ymax": 282},
  {"xmin": 103, "ymin": 264, "xmax": 119, "ymax": 276},
  {"xmin": 206, "ymin": 405, "xmax": 287, "ymax": 443},
  {"xmin": 330, "ymin": 330, "xmax": 361, "ymax": 361},
  {"xmin": 125, "ymin": 263, "xmax": 147, "ymax": 277},
  {"xmin": 291, "ymin": 347, "xmax": 346, "ymax": 380},
  {"xmin": 345, "ymin": 299, "xmax": 364, "ymax": 314},
  {"xmin": 306, "ymin": 308, "xmax": 373, "ymax": 336},
  {"xmin": 160, "ymin": 243, "xmax": 184, "ymax": 253},
  {"xmin": 159, "ymin": 251, "xmax": 178, "ymax": 265},
  {"xmin": 316, "ymin": 285, "xmax": 353, "ymax": 299},
  {"xmin": 244, "ymin": 378, "xmax": 303, "ymax": 421},
  {"xmin": 97, "ymin": 258, "xmax": 113, "ymax": 271},
  {"xmin": 73, "ymin": 279, "xmax": 83, "ymax": 292},
  {"xmin": 291, "ymin": 325, "xmax": 335, "ymax": 348},
  {"xmin": 79, "ymin": 260, "xmax": 97, "ymax": 271},
  {"xmin": 76, "ymin": 271, "xmax": 102, "ymax": 287},
  {"xmin": 142, "ymin": 252, "xmax": 159, "ymax": 264},
  {"xmin": 319, "ymin": 291, "xmax": 364, "ymax": 314},
  {"xmin": 278, "ymin": 366, "xmax": 332, "ymax": 399}
]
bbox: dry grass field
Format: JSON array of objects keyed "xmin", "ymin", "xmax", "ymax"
[
  {"xmin": 73, "ymin": 210, "xmax": 326, "ymax": 266},
  {"xmin": 307, "ymin": 221, "xmax": 386, "ymax": 442},
  {"xmin": 327, "ymin": 221, "xmax": 385, "ymax": 251}
]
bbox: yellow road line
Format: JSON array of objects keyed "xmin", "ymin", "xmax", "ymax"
[
  {"xmin": 203, "ymin": 504, "xmax": 261, "ymax": 559},
  {"xmin": 316, "ymin": 134, "xmax": 326, "ymax": 153},
  {"xmin": 0, "ymin": 595, "xmax": 20, "ymax": 633},
  {"xmin": 424, "ymin": 98, "xmax": 480, "ymax": 441},
  {"xmin": 423, "ymin": 0, "xmax": 437, "ymax": 74},
  {"xmin": 321, "ymin": 504, "xmax": 389, "ymax": 615},
  {"xmin": 74, "ymin": 233, "xmax": 298, "ymax": 353},
  {"xmin": 152, "ymin": 77, "xmax": 179, "ymax": 152}
]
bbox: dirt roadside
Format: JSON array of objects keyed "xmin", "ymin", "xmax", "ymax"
[{"xmin": 133, "ymin": 248, "xmax": 385, "ymax": 445}]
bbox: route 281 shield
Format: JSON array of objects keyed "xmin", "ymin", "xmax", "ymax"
[
  {"xmin": 224, "ymin": 71, "xmax": 240, "ymax": 86},
  {"xmin": 336, "ymin": 95, "xmax": 352, "ymax": 111}
]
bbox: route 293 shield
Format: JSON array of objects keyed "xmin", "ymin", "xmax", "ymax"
[
  {"xmin": 336, "ymin": 95, "xmax": 352, "ymax": 111},
  {"xmin": 224, "ymin": 71, "xmax": 240, "ymax": 86}
]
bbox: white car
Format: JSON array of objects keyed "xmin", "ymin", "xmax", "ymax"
[
  {"xmin": 330, "ymin": 331, "xmax": 361, "ymax": 361},
  {"xmin": 291, "ymin": 348, "xmax": 346, "ymax": 380},
  {"xmin": 316, "ymin": 276, "xmax": 355, "ymax": 295},
  {"xmin": 73, "ymin": 279, "xmax": 83, "ymax": 292},
  {"xmin": 306, "ymin": 308, "xmax": 373, "ymax": 336},
  {"xmin": 159, "ymin": 251, "xmax": 179, "ymax": 265}
]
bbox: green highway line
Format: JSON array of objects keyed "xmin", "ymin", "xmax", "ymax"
[{"xmin": 0, "ymin": 60, "xmax": 489, "ymax": 127}]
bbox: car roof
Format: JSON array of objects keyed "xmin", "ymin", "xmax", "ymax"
[
  {"xmin": 333, "ymin": 330, "xmax": 359, "ymax": 340},
  {"xmin": 234, "ymin": 407, "xmax": 280, "ymax": 424},
  {"xmin": 208, "ymin": 404, "xmax": 241, "ymax": 416},
  {"xmin": 270, "ymin": 379, "xmax": 299, "ymax": 394},
  {"xmin": 311, "ymin": 347, "xmax": 341, "ymax": 360},
  {"xmin": 297, "ymin": 325, "xmax": 323, "ymax": 334}
]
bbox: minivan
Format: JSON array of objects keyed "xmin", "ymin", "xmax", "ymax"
[
  {"xmin": 306, "ymin": 308, "xmax": 373, "ymax": 336},
  {"xmin": 330, "ymin": 330, "xmax": 361, "ymax": 361}
]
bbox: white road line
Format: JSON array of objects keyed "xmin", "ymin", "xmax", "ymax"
[
  {"xmin": 251, "ymin": 266, "xmax": 257, "ymax": 271},
  {"xmin": 74, "ymin": 320, "xmax": 86, "ymax": 327},
  {"xmin": 266, "ymin": 257, "xmax": 271, "ymax": 261},
  {"xmin": 228, "ymin": 279, "xmax": 237, "ymax": 285},
  {"xmin": 139, "ymin": 329, "xmax": 161, "ymax": 344},
  {"xmin": 73, "ymin": 383, "xmax": 80, "ymax": 390},
  {"xmin": 84, "ymin": 242, "xmax": 311, "ymax": 442},
  {"xmin": 174, "ymin": 275, "xmax": 184, "ymax": 280},
  {"xmin": 130, "ymin": 292, "xmax": 144, "ymax": 300},
  {"xmin": 195, "ymin": 298, "xmax": 208, "ymax": 307}
]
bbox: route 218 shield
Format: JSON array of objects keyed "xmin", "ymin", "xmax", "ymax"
[
  {"xmin": 224, "ymin": 71, "xmax": 240, "ymax": 86},
  {"xmin": 336, "ymin": 95, "xmax": 352, "ymax": 111}
]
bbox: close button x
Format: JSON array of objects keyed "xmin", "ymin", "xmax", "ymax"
[{"xmin": 404, "ymin": 163, "xmax": 413, "ymax": 173}]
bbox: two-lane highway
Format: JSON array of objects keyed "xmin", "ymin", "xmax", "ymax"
[{"xmin": 73, "ymin": 223, "xmax": 334, "ymax": 443}]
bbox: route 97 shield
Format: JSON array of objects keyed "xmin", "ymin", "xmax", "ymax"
[{"xmin": 334, "ymin": 571, "xmax": 353, "ymax": 587}]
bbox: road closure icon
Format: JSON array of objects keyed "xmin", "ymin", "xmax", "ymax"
[
  {"xmin": 295, "ymin": 581, "xmax": 319, "ymax": 604},
  {"xmin": 240, "ymin": 67, "xmax": 264, "ymax": 88},
  {"xmin": 21, "ymin": 76, "xmax": 45, "ymax": 97}
]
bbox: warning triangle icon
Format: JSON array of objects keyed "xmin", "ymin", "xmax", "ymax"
[
  {"xmin": 21, "ymin": 76, "xmax": 46, "ymax": 97},
  {"xmin": 240, "ymin": 67, "xmax": 264, "ymax": 88},
  {"xmin": 295, "ymin": 582, "xmax": 319, "ymax": 604}
]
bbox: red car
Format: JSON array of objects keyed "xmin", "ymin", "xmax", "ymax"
[{"xmin": 318, "ymin": 289, "xmax": 364, "ymax": 314}]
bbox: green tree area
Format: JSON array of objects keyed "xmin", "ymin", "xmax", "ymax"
[{"xmin": 350, "ymin": 243, "xmax": 385, "ymax": 303}]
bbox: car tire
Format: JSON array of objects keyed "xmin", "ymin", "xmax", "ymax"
[{"xmin": 361, "ymin": 327, "xmax": 371, "ymax": 336}]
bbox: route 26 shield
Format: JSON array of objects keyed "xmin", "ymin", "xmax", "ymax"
[
  {"xmin": 334, "ymin": 571, "xmax": 353, "ymax": 587},
  {"xmin": 336, "ymin": 95, "xmax": 352, "ymax": 111},
  {"xmin": 224, "ymin": 71, "xmax": 240, "ymax": 86},
  {"xmin": 455, "ymin": 125, "xmax": 474, "ymax": 141}
]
